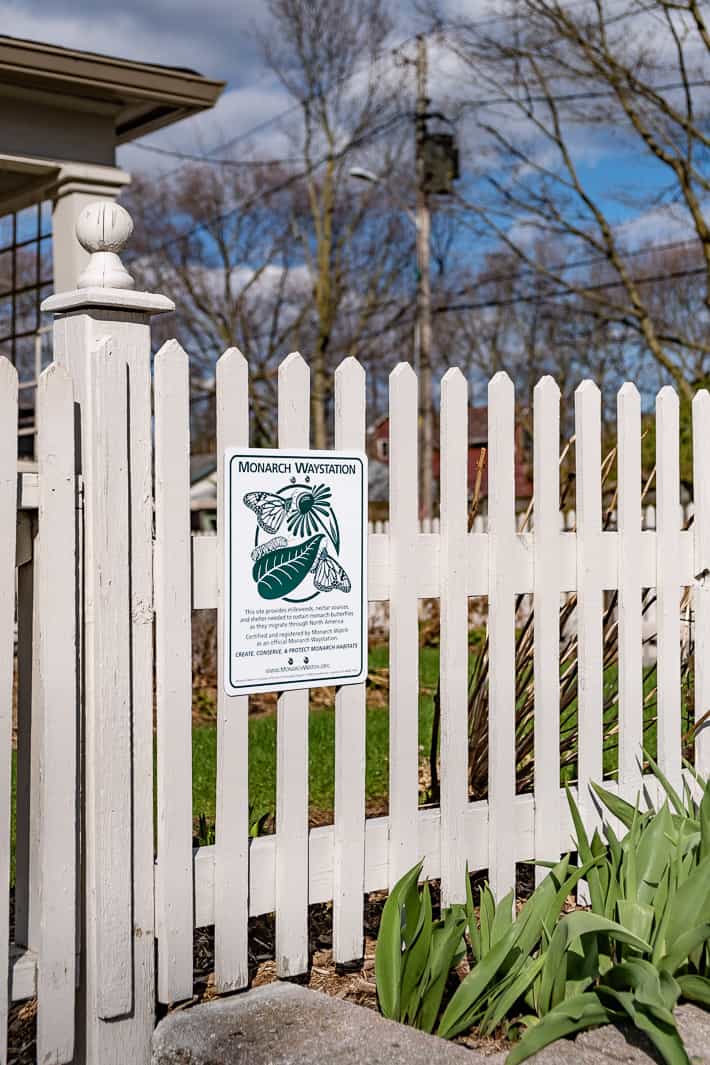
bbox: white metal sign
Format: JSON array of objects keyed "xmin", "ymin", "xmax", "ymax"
[{"xmin": 224, "ymin": 448, "xmax": 368, "ymax": 695}]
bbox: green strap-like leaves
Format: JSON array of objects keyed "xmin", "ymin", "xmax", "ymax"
[
  {"xmin": 505, "ymin": 993, "xmax": 617, "ymax": 1065},
  {"xmin": 374, "ymin": 860, "xmax": 423, "ymax": 1020}
]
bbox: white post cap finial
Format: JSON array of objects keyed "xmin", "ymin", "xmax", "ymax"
[{"xmin": 76, "ymin": 201, "xmax": 135, "ymax": 290}]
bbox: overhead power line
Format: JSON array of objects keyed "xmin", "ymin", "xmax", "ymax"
[
  {"xmin": 125, "ymin": 0, "xmax": 710, "ymax": 324},
  {"xmin": 131, "ymin": 111, "xmax": 409, "ymax": 264},
  {"xmin": 129, "ymin": 2, "xmax": 599, "ymax": 176},
  {"xmin": 132, "ymin": 143, "xmax": 300, "ymax": 167},
  {"xmin": 183, "ymin": 257, "xmax": 710, "ymax": 379},
  {"xmin": 437, "ymin": 264, "xmax": 708, "ymax": 316},
  {"xmin": 464, "ymin": 232, "xmax": 705, "ymax": 291},
  {"xmin": 131, "ymin": 28, "xmax": 420, "ymax": 181},
  {"xmin": 456, "ymin": 78, "xmax": 710, "ymax": 113}
]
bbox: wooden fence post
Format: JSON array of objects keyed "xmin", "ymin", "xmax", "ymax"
[
  {"xmin": 42, "ymin": 202, "xmax": 173, "ymax": 1065},
  {"xmin": 0, "ymin": 359, "xmax": 18, "ymax": 1064},
  {"xmin": 36, "ymin": 363, "xmax": 78, "ymax": 1064}
]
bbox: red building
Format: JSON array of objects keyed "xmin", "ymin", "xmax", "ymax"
[{"xmin": 366, "ymin": 407, "xmax": 534, "ymax": 520}]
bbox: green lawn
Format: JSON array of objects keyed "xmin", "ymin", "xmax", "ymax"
[
  {"xmin": 192, "ymin": 644, "xmax": 441, "ymax": 830},
  {"xmin": 192, "ymin": 642, "xmax": 693, "ymax": 836}
]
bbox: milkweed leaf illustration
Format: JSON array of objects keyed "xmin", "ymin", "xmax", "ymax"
[{"xmin": 252, "ymin": 534, "xmax": 324, "ymax": 599}]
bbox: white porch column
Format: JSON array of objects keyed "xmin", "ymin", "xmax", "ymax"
[
  {"xmin": 42, "ymin": 201, "xmax": 173, "ymax": 1065},
  {"xmin": 51, "ymin": 164, "xmax": 131, "ymax": 293}
]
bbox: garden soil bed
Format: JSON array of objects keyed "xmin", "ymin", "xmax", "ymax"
[{"xmin": 184, "ymin": 893, "xmax": 510, "ymax": 1059}]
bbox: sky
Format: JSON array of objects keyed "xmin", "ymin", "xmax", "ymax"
[
  {"xmin": 2, "ymin": 0, "xmax": 705, "ymax": 252},
  {"xmin": 2, "ymin": 0, "xmax": 438, "ymax": 173},
  {"xmin": 1, "ymin": 0, "xmax": 510, "ymax": 175},
  {"xmin": 2, "ymin": 0, "xmax": 302, "ymax": 170}
]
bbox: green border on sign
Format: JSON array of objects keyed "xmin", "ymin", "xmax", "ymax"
[{"xmin": 228, "ymin": 452, "xmax": 365, "ymax": 691}]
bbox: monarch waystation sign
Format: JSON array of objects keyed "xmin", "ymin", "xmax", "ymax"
[{"xmin": 224, "ymin": 448, "xmax": 368, "ymax": 695}]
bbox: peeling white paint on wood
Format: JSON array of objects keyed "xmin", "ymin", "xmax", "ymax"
[
  {"xmin": 36, "ymin": 362, "xmax": 77, "ymax": 1064},
  {"xmin": 87, "ymin": 338, "xmax": 133, "ymax": 1020},
  {"xmin": 215, "ymin": 348, "xmax": 250, "ymax": 991},
  {"xmin": 155, "ymin": 341, "xmax": 194, "ymax": 1003}
]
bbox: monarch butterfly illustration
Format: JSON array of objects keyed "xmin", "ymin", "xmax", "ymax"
[
  {"xmin": 312, "ymin": 548, "xmax": 351, "ymax": 593},
  {"xmin": 243, "ymin": 491, "xmax": 292, "ymax": 535}
]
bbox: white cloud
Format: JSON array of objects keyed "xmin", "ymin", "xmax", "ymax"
[
  {"xmin": 0, "ymin": 0, "xmax": 271, "ymax": 81},
  {"xmin": 614, "ymin": 204, "xmax": 699, "ymax": 251},
  {"xmin": 117, "ymin": 82, "xmax": 297, "ymax": 176}
]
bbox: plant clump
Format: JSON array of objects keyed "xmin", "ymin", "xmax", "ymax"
[{"xmin": 375, "ymin": 756, "xmax": 710, "ymax": 1064}]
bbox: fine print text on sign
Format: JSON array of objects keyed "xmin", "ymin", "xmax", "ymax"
[{"xmin": 224, "ymin": 448, "xmax": 368, "ymax": 696}]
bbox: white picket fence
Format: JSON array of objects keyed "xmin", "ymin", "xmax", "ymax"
[{"xmin": 1, "ymin": 201, "xmax": 710, "ymax": 1063}]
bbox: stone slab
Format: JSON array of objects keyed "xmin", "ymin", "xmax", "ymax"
[
  {"xmin": 152, "ymin": 983, "xmax": 496, "ymax": 1065},
  {"xmin": 521, "ymin": 1003, "xmax": 710, "ymax": 1063},
  {"xmin": 153, "ymin": 984, "xmax": 710, "ymax": 1065}
]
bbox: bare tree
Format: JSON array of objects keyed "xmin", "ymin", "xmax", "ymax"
[
  {"xmin": 125, "ymin": 162, "xmax": 308, "ymax": 445},
  {"xmin": 261, "ymin": 0, "xmax": 412, "ymax": 445},
  {"xmin": 125, "ymin": 156, "xmax": 415, "ymax": 448},
  {"xmin": 433, "ymin": 0, "xmax": 710, "ymax": 398}
]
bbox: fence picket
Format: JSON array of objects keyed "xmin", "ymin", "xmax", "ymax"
[
  {"xmin": 617, "ymin": 383, "xmax": 643, "ymax": 799},
  {"xmin": 155, "ymin": 341, "xmax": 194, "ymax": 1003},
  {"xmin": 439, "ymin": 368, "xmax": 469, "ymax": 906},
  {"xmin": 533, "ymin": 376, "xmax": 561, "ymax": 881},
  {"xmin": 333, "ymin": 356, "xmax": 367, "ymax": 962},
  {"xmin": 36, "ymin": 363, "xmax": 76, "ymax": 1063},
  {"xmin": 656, "ymin": 387, "xmax": 682, "ymax": 793},
  {"xmin": 276, "ymin": 352, "xmax": 311, "ymax": 976},
  {"xmin": 575, "ymin": 381, "xmax": 604, "ymax": 854},
  {"xmin": 487, "ymin": 371, "xmax": 517, "ymax": 898},
  {"xmin": 693, "ymin": 390, "xmax": 710, "ymax": 776},
  {"xmin": 388, "ymin": 363, "xmax": 420, "ymax": 885},
  {"xmin": 13, "ymin": 519, "xmax": 34, "ymax": 951},
  {"xmin": 0, "ymin": 358, "xmax": 17, "ymax": 1063},
  {"xmin": 215, "ymin": 347, "xmax": 250, "ymax": 990}
]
